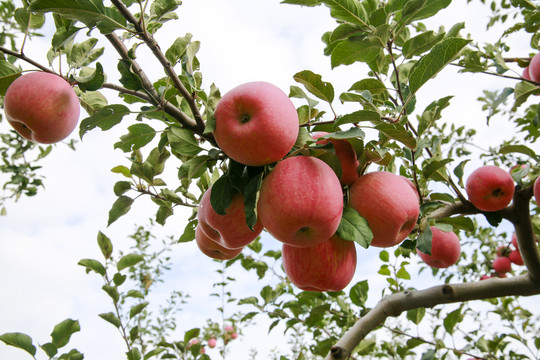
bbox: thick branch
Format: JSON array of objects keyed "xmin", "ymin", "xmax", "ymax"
[
  {"xmin": 326, "ymin": 275, "xmax": 540, "ymax": 360},
  {"xmin": 110, "ymin": 0, "xmax": 206, "ymax": 133},
  {"xmin": 502, "ymin": 183, "xmax": 540, "ymax": 282}
]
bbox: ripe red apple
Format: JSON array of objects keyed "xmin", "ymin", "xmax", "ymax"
[
  {"xmin": 348, "ymin": 171, "xmax": 420, "ymax": 248},
  {"xmin": 511, "ymin": 232, "xmax": 518, "ymax": 248},
  {"xmin": 312, "ymin": 131, "xmax": 359, "ymax": 186},
  {"xmin": 480, "ymin": 275, "xmax": 491, "ymax": 280},
  {"xmin": 213, "ymin": 81, "xmax": 299, "ymax": 166},
  {"xmin": 4, "ymin": 72, "xmax": 80, "ymax": 144},
  {"xmin": 529, "ymin": 52, "xmax": 540, "ymax": 82},
  {"xmin": 509, "ymin": 249, "xmax": 524, "ymax": 266},
  {"xmin": 257, "ymin": 156, "xmax": 343, "ymax": 248},
  {"xmin": 282, "ymin": 234, "xmax": 357, "ymax": 292},
  {"xmin": 417, "ymin": 227, "xmax": 461, "ymax": 268},
  {"xmin": 207, "ymin": 338, "xmax": 217, "ymax": 348},
  {"xmin": 197, "ymin": 187, "xmax": 263, "ymax": 249},
  {"xmin": 195, "ymin": 226, "xmax": 243, "ymax": 260},
  {"xmin": 534, "ymin": 177, "xmax": 540, "ymax": 206},
  {"xmin": 465, "ymin": 165, "xmax": 514, "ymax": 212},
  {"xmin": 522, "ymin": 66, "xmax": 531, "ymax": 81},
  {"xmin": 231, "ymin": 332, "xmax": 238, "ymax": 339},
  {"xmin": 224, "ymin": 325, "xmax": 234, "ymax": 332},
  {"xmin": 492, "ymin": 256, "xmax": 512, "ymax": 275}
]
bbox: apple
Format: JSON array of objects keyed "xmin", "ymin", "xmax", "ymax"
[
  {"xmin": 509, "ymin": 249, "xmax": 524, "ymax": 266},
  {"xmin": 529, "ymin": 52, "xmax": 540, "ymax": 82},
  {"xmin": 282, "ymin": 234, "xmax": 357, "ymax": 292},
  {"xmin": 522, "ymin": 66, "xmax": 531, "ymax": 81},
  {"xmin": 534, "ymin": 177, "xmax": 540, "ymax": 206},
  {"xmin": 197, "ymin": 186, "xmax": 263, "ymax": 249},
  {"xmin": 492, "ymin": 256, "xmax": 512, "ymax": 275},
  {"xmin": 312, "ymin": 131, "xmax": 359, "ymax": 186},
  {"xmin": 4, "ymin": 72, "xmax": 80, "ymax": 144},
  {"xmin": 480, "ymin": 275, "xmax": 491, "ymax": 280},
  {"xmin": 231, "ymin": 332, "xmax": 238, "ymax": 339},
  {"xmin": 257, "ymin": 155, "xmax": 344, "ymax": 248},
  {"xmin": 417, "ymin": 227, "xmax": 461, "ymax": 268},
  {"xmin": 348, "ymin": 171, "xmax": 420, "ymax": 248},
  {"xmin": 224, "ymin": 325, "xmax": 234, "ymax": 332},
  {"xmin": 465, "ymin": 165, "xmax": 514, "ymax": 212},
  {"xmin": 213, "ymin": 81, "xmax": 299, "ymax": 166},
  {"xmin": 207, "ymin": 338, "xmax": 217, "ymax": 348},
  {"xmin": 195, "ymin": 226, "xmax": 243, "ymax": 260}
]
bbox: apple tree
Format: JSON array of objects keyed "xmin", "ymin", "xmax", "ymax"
[{"xmin": 1, "ymin": 0, "xmax": 540, "ymax": 359}]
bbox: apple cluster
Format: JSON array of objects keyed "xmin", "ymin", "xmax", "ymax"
[
  {"xmin": 195, "ymin": 81, "xmax": 424, "ymax": 292},
  {"xmin": 481, "ymin": 233, "xmax": 535, "ymax": 280},
  {"xmin": 3, "ymin": 72, "xmax": 81, "ymax": 144}
]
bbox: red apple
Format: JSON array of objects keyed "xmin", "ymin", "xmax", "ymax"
[
  {"xmin": 4, "ymin": 72, "xmax": 80, "ymax": 144},
  {"xmin": 213, "ymin": 81, "xmax": 299, "ymax": 166},
  {"xmin": 509, "ymin": 249, "xmax": 524, "ymax": 266},
  {"xmin": 529, "ymin": 52, "xmax": 540, "ymax": 82},
  {"xmin": 231, "ymin": 332, "xmax": 238, "ymax": 339},
  {"xmin": 207, "ymin": 338, "xmax": 217, "ymax": 348},
  {"xmin": 224, "ymin": 325, "xmax": 234, "ymax": 332},
  {"xmin": 480, "ymin": 275, "xmax": 491, "ymax": 280},
  {"xmin": 492, "ymin": 256, "xmax": 512, "ymax": 275},
  {"xmin": 197, "ymin": 187, "xmax": 263, "ymax": 249},
  {"xmin": 534, "ymin": 177, "xmax": 540, "ymax": 206},
  {"xmin": 195, "ymin": 226, "xmax": 243, "ymax": 260},
  {"xmin": 312, "ymin": 131, "xmax": 359, "ymax": 186},
  {"xmin": 348, "ymin": 171, "xmax": 420, "ymax": 248},
  {"xmin": 417, "ymin": 227, "xmax": 461, "ymax": 268},
  {"xmin": 522, "ymin": 66, "xmax": 531, "ymax": 81},
  {"xmin": 465, "ymin": 165, "xmax": 514, "ymax": 212},
  {"xmin": 282, "ymin": 234, "xmax": 357, "ymax": 292},
  {"xmin": 257, "ymin": 156, "xmax": 343, "ymax": 248},
  {"xmin": 511, "ymin": 232, "xmax": 518, "ymax": 248}
]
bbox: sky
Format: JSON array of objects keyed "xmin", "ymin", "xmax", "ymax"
[{"xmin": 1, "ymin": 0, "xmax": 539, "ymax": 359}]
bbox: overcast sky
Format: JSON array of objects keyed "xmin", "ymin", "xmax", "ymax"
[{"xmin": 1, "ymin": 0, "xmax": 539, "ymax": 359}]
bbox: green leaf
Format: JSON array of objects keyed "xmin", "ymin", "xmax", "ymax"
[
  {"xmin": 513, "ymin": 81, "xmax": 540, "ymax": 109},
  {"xmin": 126, "ymin": 290, "xmax": 145, "ymax": 299},
  {"xmin": 418, "ymin": 96, "xmax": 453, "ymax": 135},
  {"xmin": 117, "ymin": 59, "xmax": 143, "ymax": 91},
  {"xmin": 97, "ymin": 231, "xmax": 113, "ymax": 259},
  {"xmin": 58, "ymin": 349, "xmax": 84, "ymax": 360},
  {"xmin": 375, "ymin": 123, "xmax": 417, "ymax": 149},
  {"xmin": 114, "ymin": 124, "xmax": 157, "ymax": 152},
  {"xmin": 335, "ymin": 110, "xmax": 381, "ymax": 127},
  {"xmin": 152, "ymin": 0, "xmax": 182, "ymax": 20},
  {"xmin": 407, "ymin": 307, "xmax": 425, "ymax": 325},
  {"xmin": 77, "ymin": 90, "xmax": 108, "ymax": 115},
  {"xmin": 336, "ymin": 207, "xmax": 373, "ymax": 248},
  {"xmin": 79, "ymin": 104, "xmax": 131, "ymax": 139},
  {"xmin": 321, "ymin": 0, "xmax": 369, "ymax": 27},
  {"xmin": 102, "ymin": 285, "xmax": 120, "ymax": 303},
  {"xmin": 435, "ymin": 216, "xmax": 475, "ymax": 233},
  {"xmin": 422, "ymin": 159, "xmax": 452, "ymax": 180},
  {"xmin": 331, "ymin": 36, "xmax": 384, "ymax": 68},
  {"xmin": 75, "ymin": 63, "xmax": 105, "ymax": 91},
  {"xmin": 107, "ymin": 196, "xmax": 134, "ymax": 226},
  {"xmin": 184, "ymin": 328, "xmax": 200, "ymax": 343},
  {"xmin": 78, "ymin": 258, "xmax": 106, "ymax": 276},
  {"xmin": 210, "ymin": 175, "xmax": 236, "ymax": 216},
  {"xmin": 349, "ymin": 280, "xmax": 369, "ymax": 306},
  {"xmin": 0, "ymin": 61, "xmax": 21, "ymax": 96},
  {"xmin": 98, "ymin": 312, "xmax": 122, "ymax": 328},
  {"xmin": 165, "ymin": 33, "xmax": 193, "ymax": 66},
  {"xmin": 28, "ymin": 0, "xmax": 127, "ymax": 34},
  {"xmin": 129, "ymin": 302, "xmax": 149, "ymax": 319},
  {"xmin": 167, "ymin": 127, "xmax": 204, "ymax": 156},
  {"xmin": 117, "ymin": 253, "xmax": 144, "ymax": 271},
  {"xmin": 293, "ymin": 70, "xmax": 334, "ymax": 103},
  {"xmin": 69, "ymin": 37, "xmax": 103, "ymax": 67},
  {"xmin": 41, "ymin": 342, "xmax": 58, "ymax": 358},
  {"xmin": 409, "ymin": 0, "xmax": 451, "ymax": 21},
  {"xmin": 51, "ymin": 319, "xmax": 80, "ymax": 349},
  {"xmin": 318, "ymin": 127, "xmax": 366, "ymax": 141},
  {"xmin": 14, "ymin": 8, "xmax": 46, "ymax": 31},
  {"xmin": 243, "ymin": 171, "xmax": 264, "ymax": 231},
  {"xmin": 113, "ymin": 181, "xmax": 132, "ymax": 196},
  {"xmin": 281, "ymin": 0, "xmax": 322, "ymax": 5},
  {"xmin": 0, "ymin": 332, "xmax": 36, "ymax": 356},
  {"xmin": 111, "ymin": 165, "xmax": 132, "ymax": 178},
  {"xmin": 409, "ymin": 38, "xmax": 471, "ymax": 94},
  {"xmin": 417, "ymin": 226, "xmax": 432, "ymax": 255},
  {"xmin": 403, "ymin": 31, "xmax": 445, "ymax": 59},
  {"xmin": 443, "ymin": 308, "xmax": 464, "ymax": 335},
  {"xmin": 499, "ymin": 144, "xmax": 538, "ymax": 160}
]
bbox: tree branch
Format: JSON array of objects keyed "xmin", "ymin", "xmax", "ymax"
[
  {"xmin": 110, "ymin": 0, "xmax": 206, "ymax": 134},
  {"xmin": 0, "ymin": 45, "xmax": 56, "ymax": 74},
  {"xmin": 325, "ymin": 275, "xmax": 540, "ymax": 360}
]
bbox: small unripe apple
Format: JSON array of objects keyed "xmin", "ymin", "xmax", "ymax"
[
  {"xmin": 282, "ymin": 234, "xmax": 357, "ymax": 292},
  {"xmin": 213, "ymin": 81, "xmax": 299, "ymax": 166},
  {"xmin": 207, "ymin": 338, "xmax": 217, "ymax": 348},
  {"xmin": 348, "ymin": 171, "xmax": 420, "ymax": 248},
  {"xmin": 417, "ymin": 227, "xmax": 461, "ymax": 268},
  {"xmin": 509, "ymin": 249, "xmax": 524, "ymax": 266},
  {"xmin": 4, "ymin": 72, "xmax": 80, "ymax": 144},
  {"xmin": 528, "ymin": 52, "xmax": 540, "ymax": 82},
  {"xmin": 195, "ymin": 226, "xmax": 243, "ymax": 260},
  {"xmin": 312, "ymin": 131, "xmax": 359, "ymax": 186},
  {"xmin": 257, "ymin": 156, "xmax": 344, "ymax": 248},
  {"xmin": 197, "ymin": 187, "xmax": 263, "ymax": 250},
  {"xmin": 465, "ymin": 165, "xmax": 514, "ymax": 212},
  {"xmin": 492, "ymin": 256, "xmax": 512, "ymax": 275}
]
